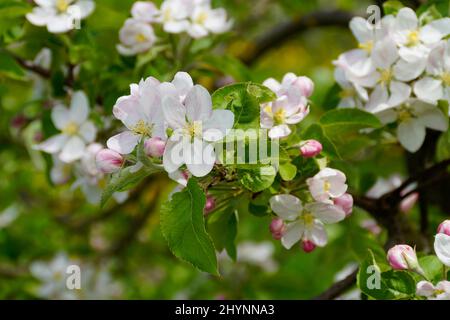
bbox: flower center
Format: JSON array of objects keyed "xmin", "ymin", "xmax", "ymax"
[
  {"xmin": 163, "ymin": 8, "xmax": 171, "ymax": 22},
  {"xmin": 339, "ymin": 88, "xmax": 355, "ymax": 98},
  {"xmin": 324, "ymin": 180, "xmax": 331, "ymax": 192},
  {"xmin": 406, "ymin": 30, "xmax": 420, "ymax": 46},
  {"xmin": 135, "ymin": 33, "xmax": 147, "ymax": 43},
  {"xmin": 302, "ymin": 212, "xmax": 315, "ymax": 226},
  {"xmin": 397, "ymin": 107, "xmax": 413, "ymax": 122},
  {"xmin": 441, "ymin": 71, "xmax": 450, "ymax": 86},
  {"xmin": 132, "ymin": 120, "xmax": 152, "ymax": 136},
  {"xmin": 435, "ymin": 289, "xmax": 445, "ymax": 295},
  {"xmin": 274, "ymin": 109, "xmax": 286, "ymax": 124},
  {"xmin": 358, "ymin": 40, "xmax": 374, "ymax": 53},
  {"xmin": 63, "ymin": 122, "xmax": 79, "ymax": 136},
  {"xmin": 56, "ymin": 0, "xmax": 70, "ymax": 13},
  {"xmin": 185, "ymin": 121, "xmax": 202, "ymax": 139},
  {"xmin": 379, "ymin": 68, "xmax": 393, "ymax": 86},
  {"xmin": 195, "ymin": 11, "xmax": 208, "ymax": 25}
]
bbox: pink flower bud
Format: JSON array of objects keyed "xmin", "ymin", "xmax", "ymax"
[
  {"xmin": 96, "ymin": 149, "xmax": 124, "ymax": 173},
  {"xmin": 301, "ymin": 239, "xmax": 316, "ymax": 253},
  {"xmin": 144, "ymin": 137, "xmax": 166, "ymax": 158},
  {"xmin": 204, "ymin": 196, "xmax": 215, "ymax": 214},
  {"xmin": 437, "ymin": 220, "xmax": 450, "ymax": 236},
  {"xmin": 400, "ymin": 193, "xmax": 418, "ymax": 213},
  {"xmin": 387, "ymin": 245, "xmax": 420, "ymax": 271},
  {"xmin": 293, "ymin": 76, "xmax": 314, "ymax": 98},
  {"xmin": 300, "ymin": 140, "xmax": 322, "ymax": 158},
  {"xmin": 11, "ymin": 114, "xmax": 27, "ymax": 129},
  {"xmin": 269, "ymin": 218, "xmax": 285, "ymax": 240},
  {"xmin": 334, "ymin": 193, "xmax": 353, "ymax": 216}
]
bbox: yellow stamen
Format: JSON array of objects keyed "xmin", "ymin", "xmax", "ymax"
[
  {"xmin": 195, "ymin": 11, "xmax": 208, "ymax": 25},
  {"xmin": 263, "ymin": 105, "xmax": 272, "ymax": 115},
  {"xmin": 398, "ymin": 108, "xmax": 413, "ymax": 122},
  {"xmin": 185, "ymin": 121, "xmax": 202, "ymax": 138},
  {"xmin": 379, "ymin": 68, "xmax": 393, "ymax": 86},
  {"xmin": 135, "ymin": 33, "xmax": 147, "ymax": 43},
  {"xmin": 132, "ymin": 120, "xmax": 152, "ymax": 136},
  {"xmin": 302, "ymin": 212, "xmax": 315, "ymax": 226},
  {"xmin": 324, "ymin": 180, "xmax": 331, "ymax": 192},
  {"xmin": 339, "ymin": 88, "xmax": 355, "ymax": 99},
  {"xmin": 274, "ymin": 109, "xmax": 286, "ymax": 124},
  {"xmin": 406, "ymin": 30, "xmax": 420, "ymax": 47},
  {"xmin": 62, "ymin": 122, "xmax": 79, "ymax": 136},
  {"xmin": 358, "ymin": 40, "xmax": 374, "ymax": 53},
  {"xmin": 441, "ymin": 72, "xmax": 450, "ymax": 87},
  {"xmin": 163, "ymin": 8, "xmax": 171, "ymax": 22},
  {"xmin": 56, "ymin": 0, "xmax": 70, "ymax": 13}
]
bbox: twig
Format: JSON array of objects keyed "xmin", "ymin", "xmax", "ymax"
[{"xmin": 314, "ymin": 269, "xmax": 358, "ymax": 300}]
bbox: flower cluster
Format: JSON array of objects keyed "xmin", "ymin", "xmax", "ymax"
[
  {"xmin": 98, "ymin": 71, "xmax": 234, "ymax": 178},
  {"xmin": 260, "ymin": 73, "xmax": 314, "ymax": 138},
  {"xmin": 27, "ymin": 0, "xmax": 95, "ymax": 33},
  {"xmin": 269, "ymin": 168, "xmax": 353, "ymax": 253},
  {"xmin": 387, "ymin": 219, "xmax": 450, "ymax": 300},
  {"xmin": 334, "ymin": 8, "xmax": 450, "ymax": 152},
  {"xmin": 117, "ymin": 0, "xmax": 232, "ymax": 56}
]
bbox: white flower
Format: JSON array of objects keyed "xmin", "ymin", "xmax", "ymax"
[
  {"xmin": 414, "ymin": 39, "xmax": 450, "ymax": 105},
  {"xmin": 392, "ymin": 8, "xmax": 450, "ymax": 63},
  {"xmin": 434, "ymin": 233, "xmax": 450, "ymax": 267},
  {"xmin": 35, "ymin": 91, "xmax": 97, "ymax": 163},
  {"xmin": 307, "ymin": 168, "xmax": 348, "ymax": 202},
  {"xmin": 157, "ymin": 0, "xmax": 191, "ymax": 33},
  {"xmin": 131, "ymin": 1, "xmax": 159, "ymax": 23},
  {"xmin": 261, "ymin": 73, "xmax": 311, "ymax": 138},
  {"xmin": 416, "ymin": 280, "xmax": 450, "ymax": 300},
  {"xmin": 162, "ymin": 84, "xmax": 234, "ymax": 177},
  {"xmin": 187, "ymin": 3, "xmax": 232, "ymax": 38},
  {"xmin": 26, "ymin": 0, "xmax": 95, "ymax": 33},
  {"xmin": 270, "ymin": 194, "xmax": 345, "ymax": 249},
  {"xmin": 372, "ymin": 99, "xmax": 448, "ymax": 152},
  {"xmin": 334, "ymin": 67, "xmax": 368, "ymax": 108},
  {"xmin": 107, "ymin": 76, "xmax": 166, "ymax": 155},
  {"xmin": 50, "ymin": 156, "xmax": 72, "ymax": 185},
  {"xmin": 117, "ymin": 19, "xmax": 156, "ymax": 56}
]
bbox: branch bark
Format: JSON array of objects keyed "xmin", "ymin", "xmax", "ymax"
[{"xmin": 314, "ymin": 269, "xmax": 358, "ymax": 300}]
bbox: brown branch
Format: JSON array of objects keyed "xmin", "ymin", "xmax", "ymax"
[
  {"xmin": 12, "ymin": 53, "xmax": 51, "ymax": 78},
  {"xmin": 241, "ymin": 9, "xmax": 355, "ymax": 65},
  {"xmin": 314, "ymin": 269, "xmax": 358, "ymax": 300}
]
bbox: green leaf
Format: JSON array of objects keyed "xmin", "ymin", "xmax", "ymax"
[
  {"xmin": 383, "ymin": 1, "xmax": 404, "ymax": 15},
  {"xmin": 301, "ymin": 123, "xmax": 340, "ymax": 159},
  {"xmin": 0, "ymin": 51, "xmax": 25, "ymax": 80},
  {"xmin": 160, "ymin": 179, "xmax": 219, "ymax": 275},
  {"xmin": 207, "ymin": 210, "xmax": 238, "ymax": 261},
  {"xmin": 279, "ymin": 162, "xmax": 297, "ymax": 181},
  {"xmin": 212, "ymin": 82, "xmax": 276, "ymax": 129},
  {"xmin": 202, "ymin": 54, "xmax": 252, "ymax": 82},
  {"xmin": 382, "ymin": 270, "xmax": 416, "ymax": 299},
  {"xmin": 436, "ymin": 128, "xmax": 450, "ymax": 162},
  {"xmin": 320, "ymin": 108, "xmax": 382, "ymax": 130},
  {"xmin": 357, "ymin": 249, "xmax": 393, "ymax": 300},
  {"xmin": 321, "ymin": 83, "xmax": 341, "ymax": 110},
  {"xmin": 419, "ymin": 255, "xmax": 444, "ymax": 283},
  {"xmin": 238, "ymin": 165, "xmax": 276, "ymax": 192}
]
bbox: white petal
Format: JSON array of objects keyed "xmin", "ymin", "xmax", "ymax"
[
  {"xmin": 268, "ymin": 125, "xmax": 291, "ymax": 138},
  {"xmin": 263, "ymin": 78, "xmax": 281, "ymax": 93},
  {"xmin": 388, "ymin": 81, "xmax": 411, "ymax": 107},
  {"xmin": 164, "ymin": 20, "xmax": 190, "ymax": 33},
  {"xmin": 269, "ymin": 194, "xmax": 302, "ymax": 221},
  {"xmin": 434, "ymin": 234, "xmax": 450, "ymax": 267},
  {"xmin": 106, "ymin": 131, "xmax": 140, "ymax": 155},
  {"xmin": 366, "ymin": 85, "xmax": 388, "ymax": 112},
  {"xmin": 350, "ymin": 17, "xmax": 373, "ymax": 43},
  {"xmin": 79, "ymin": 121, "xmax": 97, "ymax": 142},
  {"xmin": 70, "ymin": 91, "xmax": 89, "ymax": 124},
  {"xmin": 203, "ymin": 109, "xmax": 234, "ymax": 141},
  {"xmin": 184, "ymin": 140, "xmax": 215, "ymax": 177},
  {"xmin": 162, "ymin": 96, "xmax": 186, "ymax": 129},
  {"xmin": 172, "ymin": 72, "xmax": 193, "ymax": 97},
  {"xmin": 281, "ymin": 221, "xmax": 304, "ymax": 249},
  {"xmin": 397, "ymin": 119, "xmax": 425, "ymax": 152},
  {"xmin": 398, "ymin": 45, "xmax": 429, "ymax": 63},
  {"xmin": 414, "ymin": 102, "xmax": 448, "ymax": 132},
  {"xmin": 51, "ymin": 105, "xmax": 70, "ymax": 130},
  {"xmin": 72, "ymin": 0, "xmax": 95, "ymax": 19},
  {"xmin": 163, "ymin": 140, "xmax": 184, "ymax": 173},
  {"xmin": 304, "ymin": 220, "xmax": 328, "ymax": 247},
  {"xmin": 420, "ymin": 18, "xmax": 450, "ymax": 44},
  {"xmin": 416, "ymin": 281, "xmax": 435, "ymax": 297},
  {"xmin": 372, "ymin": 37, "xmax": 398, "ymax": 69},
  {"xmin": 395, "ymin": 8, "xmax": 418, "ymax": 31},
  {"xmin": 47, "ymin": 14, "xmax": 73, "ymax": 33},
  {"xmin": 185, "ymin": 85, "xmax": 212, "ymax": 122},
  {"xmin": 305, "ymin": 202, "xmax": 346, "ymax": 224},
  {"xmin": 26, "ymin": 7, "xmax": 54, "ymax": 26},
  {"xmin": 413, "ymin": 77, "xmax": 443, "ymax": 104},
  {"xmin": 394, "ymin": 58, "xmax": 426, "ymax": 81},
  {"xmin": 59, "ymin": 136, "xmax": 85, "ymax": 163},
  {"xmin": 35, "ymin": 134, "xmax": 68, "ymax": 153}
]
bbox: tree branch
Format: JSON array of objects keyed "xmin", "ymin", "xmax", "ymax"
[{"xmin": 314, "ymin": 269, "xmax": 358, "ymax": 300}]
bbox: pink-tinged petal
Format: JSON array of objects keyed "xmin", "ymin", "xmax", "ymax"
[
  {"xmin": 305, "ymin": 202, "xmax": 346, "ymax": 224},
  {"xmin": 106, "ymin": 131, "xmax": 140, "ymax": 155},
  {"xmin": 51, "ymin": 105, "xmax": 70, "ymax": 130},
  {"xmin": 113, "ymin": 95, "xmax": 143, "ymax": 129},
  {"xmin": 168, "ymin": 170, "xmax": 189, "ymax": 186},
  {"xmin": 59, "ymin": 136, "xmax": 85, "ymax": 163},
  {"xmin": 35, "ymin": 134, "xmax": 68, "ymax": 153},
  {"xmin": 185, "ymin": 85, "xmax": 212, "ymax": 122},
  {"xmin": 79, "ymin": 121, "xmax": 97, "ymax": 143},
  {"xmin": 281, "ymin": 221, "xmax": 304, "ymax": 249},
  {"xmin": 269, "ymin": 194, "xmax": 303, "ymax": 221},
  {"xmin": 184, "ymin": 140, "xmax": 215, "ymax": 177},
  {"xmin": 162, "ymin": 96, "xmax": 186, "ymax": 129},
  {"xmin": 269, "ymin": 125, "xmax": 291, "ymax": 138},
  {"xmin": 70, "ymin": 91, "xmax": 89, "ymax": 124},
  {"xmin": 203, "ymin": 109, "xmax": 234, "ymax": 141},
  {"xmin": 304, "ymin": 220, "xmax": 328, "ymax": 247},
  {"xmin": 172, "ymin": 72, "xmax": 193, "ymax": 97},
  {"xmin": 416, "ymin": 281, "xmax": 435, "ymax": 297},
  {"xmin": 413, "ymin": 77, "xmax": 443, "ymax": 104},
  {"xmin": 397, "ymin": 118, "xmax": 426, "ymax": 153},
  {"xmin": 131, "ymin": 1, "xmax": 159, "ymax": 22}
]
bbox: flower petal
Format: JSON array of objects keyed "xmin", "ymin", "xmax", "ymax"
[
  {"xmin": 281, "ymin": 221, "xmax": 304, "ymax": 249},
  {"xmin": 185, "ymin": 85, "xmax": 212, "ymax": 122},
  {"xmin": 269, "ymin": 194, "xmax": 302, "ymax": 221},
  {"xmin": 413, "ymin": 77, "xmax": 443, "ymax": 104},
  {"xmin": 70, "ymin": 91, "xmax": 89, "ymax": 124},
  {"xmin": 59, "ymin": 136, "xmax": 85, "ymax": 163},
  {"xmin": 434, "ymin": 233, "xmax": 450, "ymax": 267},
  {"xmin": 184, "ymin": 140, "xmax": 215, "ymax": 177},
  {"xmin": 305, "ymin": 202, "xmax": 346, "ymax": 224},
  {"xmin": 304, "ymin": 220, "xmax": 328, "ymax": 247},
  {"xmin": 35, "ymin": 134, "xmax": 68, "ymax": 153},
  {"xmin": 107, "ymin": 131, "xmax": 140, "ymax": 155},
  {"xmin": 203, "ymin": 109, "xmax": 234, "ymax": 141},
  {"xmin": 162, "ymin": 96, "xmax": 186, "ymax": 129},
  {"xmin": 397, "ymin": 119, "xmax": 425, "ymax": 153},
  {"xmin": 79, "ymin": 121, "xmax": 97, "ymax": 143},
  {"xmin": 51, "ymin": 105, "xmax": 70, "ymax": 130}
]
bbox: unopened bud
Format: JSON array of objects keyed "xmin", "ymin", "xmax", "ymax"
[
  {"xmin": 300, "ymin": 140, "xmax": 322, "ymax": 158},
  {"xmin": 437, "ymin": 220, "xmax": 450, "ymax": 236},
  {"xmin": 204, "ymin": 196, "xmax": 215, "ymax": 214},
  {"xmin": 144, "ymin": 137, "xmax": 166, "ymax": 158},
  {"xmin": 387, "ymin": 245, "xmax": 423, "ymax": 275},
  {"xmin": 96, "ymin": 149, "xmax": 124, "ymax": 173},
  {"xmin": 301, "ymin": 239, "xmax": 316, "ymax": 253},
  {"xmin": 269, "ymin": 218, "xmax": 285, "ymax": 240},
  {"xmin": 334, "ymin": 193, "xmax": 353, "ymax": 216}
]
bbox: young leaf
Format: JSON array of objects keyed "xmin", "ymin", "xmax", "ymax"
[
  {"xmin": 279, "ymin": 162, "xmax": 297, "ymax": 181},
  {"xmin": 238, "ymin": 165, "xmax": 276, "ymax": 192},
  {"xmin": 207, "ymin": 209, "xmax": 238, "ymax": 261},
  {"xmin": 160, "ymin": 179, "xmax": 219, "ymax": 275}
]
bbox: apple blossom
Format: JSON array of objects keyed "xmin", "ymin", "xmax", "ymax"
[
  {"xmin": 333, "ymin": 193, "xmax": 353, "ymax": 216},
  {"xmin": 144, "ymin": 137, "xmax": 166, "ymax": 158},
  {"xmin": 162, "ymin": 84, "xmax": 234, "ymax": 177},
  {"xmin": 387, "ymin": 244, "xmax": 423, "ymax": 274},
  {"xmin": 35, "ymin": 91, "xmax": 97, "ymax": 163},
  {"xmin": 96, "ymin": 148, "xmax": 124, "ymax": 174},
  {"xmin": 157, "ymin": 0, "xmax": 191, "ymax": 34},
  {"xmin": 107, "ymin": 76, "xmax": 167, "ymax": 155},
  {"xmin": 416, "ymin": 280, "xmax": 450, "ymax": 300},
  {"xmin": 236, "ymin": 241, "xmax": 278, "ymax": 273},
  {"xmin": 261, "ymin": 73, "xmax": 312, "ymax": 138},
  {"xmin": 187, "ymin": 3, "xmax": 232, "ymax": 39},
  {"xmin": 299, "ymin": 139, "xmax": 322, "ymax": 158},
  {"xmin": 434, "ymin": 233, "xmax": 450, "ymax": 267},
  {"xmin": 301, "ymin": 240, "xmax": 316, "ymax": 253},
  {"xmin": 131, "ymin": 1, "xmax": 159, "ymax": 23},
  {"xmin": 269, "ymin": 194, "xmax": 345, "ymax": 250},
  {"xmin": 269, "ymin": 218, "xmax": 286, "ymax": 240},
  {"xmin": 334, "ymin": 67, "xmax": 368, "ymax": 108},
  {"xmin": 437, "ymin": 220, "xmax": 450, "ymax": 236},
  {"xmin": 27, "ymin": 0, "xmax": 95, "ymax": 34},
  {"xmin": 50, "ymin": 156, "xmax": 72, "ymax": 185},
  {"xmin": 307, "ymin": 168, "xmax": 348, "ymax": 202},
  {"xmin": 391, "ymin": 8, "xmax": 450, "ymax": 63},
  {"xmin": 117, "ymin": 19, "xmax": 156, "ymax": 56}
]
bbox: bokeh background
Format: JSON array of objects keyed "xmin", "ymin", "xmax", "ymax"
[{"xmin": 1, "ymin": 0, "xmax": 445, "ymax": 299}]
